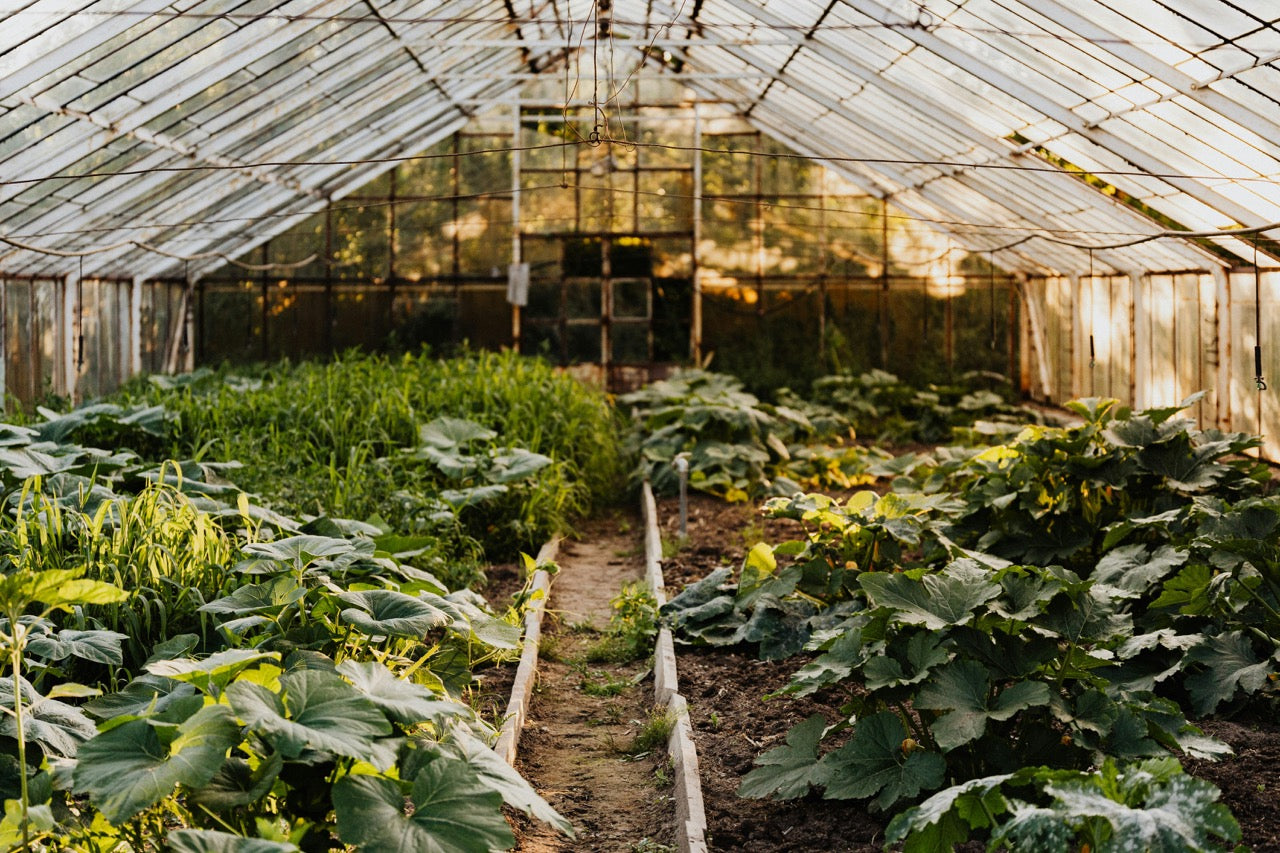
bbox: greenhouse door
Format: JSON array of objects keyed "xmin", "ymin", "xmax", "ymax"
[{"xmin": 519, "ymin": 235, "xmax": 654, "ymax": 370}]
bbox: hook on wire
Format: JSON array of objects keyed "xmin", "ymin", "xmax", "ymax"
[{"xmin": 1253, "ymin": 239, "xmax": 1267, "ymax": 392}]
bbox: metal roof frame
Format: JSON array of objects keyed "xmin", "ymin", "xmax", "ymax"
[{"xmin": 0, "ymin": 0, "xmax": 1276, "ymax": 279}]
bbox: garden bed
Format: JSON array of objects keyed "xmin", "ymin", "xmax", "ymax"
[{"xmin": 657, "ymin": 493, "xmax": 1280, "ymax": 852}]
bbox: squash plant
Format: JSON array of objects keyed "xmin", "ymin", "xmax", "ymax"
[
  {"xmin": 652, "ymin": 391, "xmax": 1277, "ymax": 848},
  {"xmin": 0, "ymin": 398, "xmax": 572, "ymax": 850},
  {"xmin": 64, "ymin": 653, "xmax": 567, "ymax": 852},
  {"xmin": 885, "ymin": 758, "xmax": 1242, "ymax": 852},
  {"xmin": 739, "ymin": 558, "xmax": 1227, "ymax": 810},
  {"xmin": 619, "ymin": 369, "xmax": 840, "ymax": 501},
  {"xmin": 939, "ymin": 395, "xmax": 1266, "ymax": 572}
]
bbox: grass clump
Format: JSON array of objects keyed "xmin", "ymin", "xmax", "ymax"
[
  {"xmin": 578, "ymin": 669, "xmax": 633, "ymax": 697},
  {"xmin": 628, "ymin": 707, "xmax": 677, "ymax": 755},
  {"xmin": 96, "ymin": 349, "xmax": 628, "ymax": 584},
  {"xmin": 585, "ymin": 581, "xmax": 659, "ymax": 663}
]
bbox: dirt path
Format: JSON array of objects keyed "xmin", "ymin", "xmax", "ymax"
[{"xmin": 512, "ymin": 514, "xmax": 677, "ymax": 852}]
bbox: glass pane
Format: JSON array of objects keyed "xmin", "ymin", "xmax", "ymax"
[
  {"xmin": 612, "ymin": 279, "xmax": 650, "ymax": 318},
  {"xmin": 564, "ymin": 281, "xmax": 600, "ymax": 320},
  {"xmin": 611, "ymin": 322, "xmax": 649, "ymax": 364},
  {"xmin": 566, "ymin": 323, "xmax": 600, "ymax": 364}
]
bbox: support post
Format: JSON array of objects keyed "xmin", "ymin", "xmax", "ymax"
[
  {"xmin": 879, "ymin": 197, "xmax": 890, "ymax": 368},
  {"xmin": 324, "ymin": 200, "xmax": 334, "ymax": 353},
  {"xmin": 62, "ymin": 273, "xmax": 76, "ymax": 402},
  {"xmin": 1211, "ymin": 267, "xmax": 1231, "ymax": 429},
  {"xmin": 0, "ymin": 278, "xmax": 5, "ymax": 411},
  {"xmin": 1132, "ymin": 272, "xmax": 1149, "ymax": 410},
  {"xmin": 130, "ymin": 276, "xmax": 143, "ymax": 378},
  {"xmin": 1068, "ymin": 272, "xmax": 1082, "ymax": 398},
  {"xmin": 511, "ymin": 102, "xmax": 523, "ymax": 350},
  {"xmin": 691, "ymin": 104, "xmax": 703, "ymax": 364}
]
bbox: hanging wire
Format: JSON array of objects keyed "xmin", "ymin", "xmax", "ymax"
[
  {"xmin": 76, "ymin": 255, "xmax": 85, "ymax": 371},
  {"xmin": 1087, "ymin": 248, "xmax": 1096, "ymax": 370},
  {"xmin": 180, "ymin": 259, "xmax": 191, "ymax": 359},
  {"xmin": 988, "ymin": 248, "xmax": 998, "ymax": 351},
  {"xmin": 1255, "ymin": 238, "xmax": 1267, "ymax": 392},
  {"xmin": 1086, "ymin": 247, "xmax": 1098, "ymax": 399}
]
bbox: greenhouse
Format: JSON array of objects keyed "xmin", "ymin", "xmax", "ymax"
[{"xmin": 0, "ymin": 1, "xmax": 1278, "ymax": 851}]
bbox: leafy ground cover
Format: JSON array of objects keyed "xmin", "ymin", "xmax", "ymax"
[
  {"xmin": 100, "ymin": 350, "xmax": 626, "ymax": 585},
  {"xmin": 659, "ymin": 493, "xmax": 1280, "ymax": 851},
  {"xmin": 653, "ymin": 390, "xmax": 1278, "ymax": 850},
  {"xmin": 0, "ymin": 351, "xmax": 620, "ymax": 851},
  {"xmin": 618, "ymin": 368, "xmax": 1046, "ymax": 504}
]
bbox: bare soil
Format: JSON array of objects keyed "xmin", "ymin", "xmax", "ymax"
[
  {"xmin": 509, "ymin": 515, "xmax": 677, "ymax": 852},
  {"xmin": 656, "ymin": 492, "xmax": 1280, "ymax": 852}
]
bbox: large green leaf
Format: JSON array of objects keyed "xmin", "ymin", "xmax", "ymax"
[
  {"xmin": 731, "ymin": 593, "xmax": 815, "ymax": 660},
  {"xmin": 0, "ymin": 568, "xmax": 127, "ymax": 612},
  {"xmin": 487, "ymin": 448, "xmax": 553, "ymax": 484},
  {"xmin": 816, "ymin": 711, "xmax": 946, "ymax": 809},
  {"xmin": 335, "ymin": 660, "xmax": 469, "ymax": 726},
  {"xmin": 84, "ymin": 675, "xmax": 198, "ymax": 719},
  {"xmin": 227, "ymin": 670, "xmax": 393, "ymax": 767},
  {"xmin": 236, "ymin": 535, "xmax": 366, "ymax": 574},
  {"xmin": 990, "ymin": 569, "xmax": 1062, "ymax": 622},
  {"xmin": 146, "ymin": 650, "xmax": 280, "ymax": 695},
  {"xmin": 334, "ymin": 762, "xmax": 513, "ymax": 853},
  {"xmin": 737, "ymin": 714, "xmax": 825, "ymax": 800},
  {"xmin": 444, "ymin": 599, "xmax": 522, "ymax": 650},
  {"xmin": 994, "ymin": 770, "xmax": 1240, "ymax": 852},
  {"xmin": 27, "ymin": 628, "xmax": 129, "ymax": 666},
  {"xmin": 885, "ymin": 774, "xmax": 1012, "ymax": 852},
  {"xmin": 428, "ymin": 730, "xmax": 573, "ymax": 835},
  {"xmin": 337, "ymin": 589, "xmax": 450, "ymax": 639},
  {"xmin": 200, "ymin": 578, "xmax": 306, "ymax": 616},
  {"xmin": 418, "ymin": 417, "xmax": 496, "ymax": 450},
  {"xmin": 0, "ymin": 677, "xmax": 97, "ymax": 757},
  {"xmin": 440, "ymin": 484, "xmax": 508, "ymax": 507},
  {"xmin": 915, "ymin": 660, "xmax": 1050, "ymax": 750},
  {"xmin": 73, "ymin": 704, "xmax": 240, "ymax": 824},
  {"xmin": 783, "ymin": 628, "xmax": 867, "ymax": 697},
  {"xmin": 1151, "ymin": 564, "xmax": 1213, "ymax": 615},
  {"xmin": 187, "ymin": 752, "xmax": 284, "ymax": 812},
  {"xmin": 167, "ymin": 829, "xmax": 298, "ymax": 853},
  {"xmin": 0, "ymin": 447, "xmax": 85, "ymax": 479},
  {"xmin": 864, "ymin": 632, "xmax": 950, "ymax": 691},
  {"xmin": 1092, "ymin": 544, "xmax": 1187, "ymax": 595},
  {"xmin": 1184, "ymin": 630, "xmax": 1276, "ymax": 715},
  {"xmin": 859, "ymin": 564, "xmax": 1000, "ymax": 630}
]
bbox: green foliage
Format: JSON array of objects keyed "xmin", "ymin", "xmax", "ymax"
[
  {"xmin": 943, "ymin": 393, "xmax": 1266, "ymax": 572},
  {"xmin": 619, "ymin": 369, "xmax": 863, "ymax": 501},
  {"xmin": 63, "ymin": 653, "xmax": 567, "ymax": 850},
  {"xmin": 112, "ymin": 350, "xmax": 627, "ymax": 569},
  {"xmin": 628, "ymin": 707, "xmax": 677, "ymax": 756},
  {"xmin": 800, "ymin": 368, "xmax": 1039, "ymax": 445},
  {"xmin": 886, "ymin": 759, "xmax": 1242, "ymax": 852},
  {"xmin": 737, "ymin": 557, "xmax": 1225, "ymax": 810},
  {"xmin": 652, "ymin": 390, "xmax": 1276, "ymax": 837},
  {"xmin": 0, "ymin": 353, "xmax": 598, "ymax": 849},
  {"xmin": 586, "ymin": 581, "xmax": 660, "ymax": 663}
]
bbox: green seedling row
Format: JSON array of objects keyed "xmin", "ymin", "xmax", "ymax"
[
  {"xmin": 660, "ymin": 388, "xmax": 1272, "ymax": 851},
  {"xmin": 0, "ymin": 350, "xmax": 625, "ymax": 852}
]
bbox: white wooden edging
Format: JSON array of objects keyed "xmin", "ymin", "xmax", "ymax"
[
  {"xmin": 493, "ymin": 537, "xmax": 560, "ymax": 766},
  {"xmin": 642, "ymin": 481, "xmax": 709, "ymax": 853}
]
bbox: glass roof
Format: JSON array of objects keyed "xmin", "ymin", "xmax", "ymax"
[{"xmin": 0, "ymin": 0, "xmax": 1276, "ymax": 278}]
